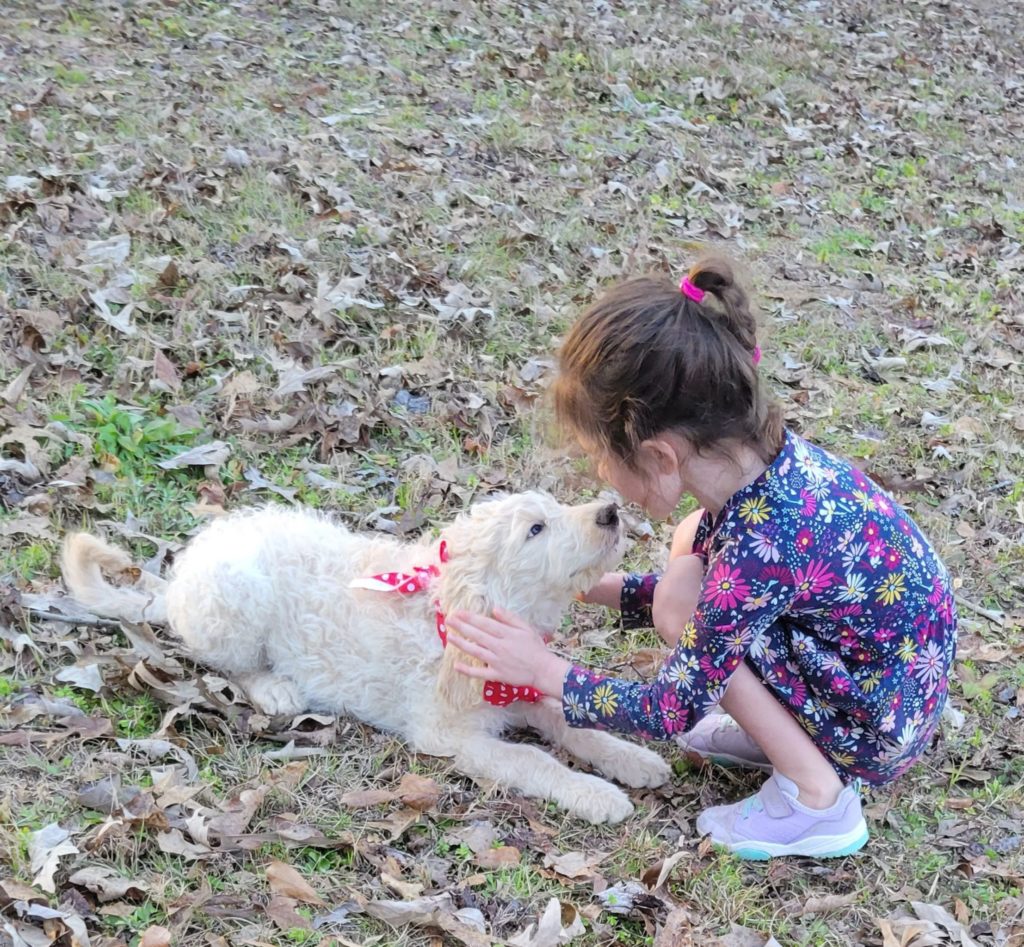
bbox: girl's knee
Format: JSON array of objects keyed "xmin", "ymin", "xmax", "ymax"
[
  {"xmin": 654, "ymin": 623, "xmax": 683, "ymax": 648},
  {"xmin": 669, "ymin": 508, "xmax": 706, "ymax": 559}
]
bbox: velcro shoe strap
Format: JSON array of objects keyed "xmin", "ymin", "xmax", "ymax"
[{"xmin": 758, "ymin": 777, "xmax": 795, "ymax": 818}]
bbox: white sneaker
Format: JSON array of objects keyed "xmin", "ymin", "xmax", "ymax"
[{"xmin": 675, "ymin": 713, "xmax": 772, "ymax": 772}]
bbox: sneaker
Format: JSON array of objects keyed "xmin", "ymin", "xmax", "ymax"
[
  {"xmin": 695, "ymin": 773, "xmax": 869, "ymax": 860},
  {"xmin": 675, "ymin": 713, "xmax": 773, "ymax": 772}
]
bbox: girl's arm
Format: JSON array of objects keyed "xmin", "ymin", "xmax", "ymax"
[
  {"xmin": 580, "ymin": 572, "xmax": 664, "ymax": 628},
  {"xmin": 449, "ymin": 542, "xmax": 795, "ymax": 741},
  {"xmin": 577, "ymin": 572, "xmax": 627, "ymax": 609}
]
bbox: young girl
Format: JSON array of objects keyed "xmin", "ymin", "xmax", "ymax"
[{"xmin": 447, "ymin": 258, "xmax": 957, "ymax": 860}]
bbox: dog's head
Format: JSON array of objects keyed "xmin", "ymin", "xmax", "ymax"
[{"xmin": 434, "ymin": 491, "xmax": 625, "ymax": 710}]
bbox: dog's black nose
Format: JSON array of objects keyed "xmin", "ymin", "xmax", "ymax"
[{"xmin": 596, "ymin": 503, "xmax": 619, "ymax": 528}]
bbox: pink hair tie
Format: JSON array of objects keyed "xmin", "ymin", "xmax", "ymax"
[
  {"xmin": 752, "ymin": 346, "xmax": 762, "ymax": 366},
  {"xmin": 680, "ymin": 276, "xmax": 704, "ymax": 303}
]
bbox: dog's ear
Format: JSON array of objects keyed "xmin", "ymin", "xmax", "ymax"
[
  {"xmin": 433, "ymin": 511, "xmax": 501, "ymax": 713},
  {"xmin": 435, "ymin": 645, "xmax": 486, "ymax": 713}
]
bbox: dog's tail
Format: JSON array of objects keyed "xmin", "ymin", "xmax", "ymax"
[{"xmin": 61, "ymin": 533, "xmax": 168, "ymax": 623}]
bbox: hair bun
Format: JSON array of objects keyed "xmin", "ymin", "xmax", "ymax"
[
  {"xmin": 685, "ymin": 254, "xmax": 756, "ymax": 351},
  {"xmin": 688, "ymin": 257, "xmax": 736, "ymax": 295}
]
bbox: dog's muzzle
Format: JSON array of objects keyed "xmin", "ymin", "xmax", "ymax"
[{"xmin": 595, "ymin": 503, "xmax": 619, "ymax": 529}]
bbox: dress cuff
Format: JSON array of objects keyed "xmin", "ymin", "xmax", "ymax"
[{"xmin": 620, "ymin": 572, "xmax": 660, "ymax": 629}]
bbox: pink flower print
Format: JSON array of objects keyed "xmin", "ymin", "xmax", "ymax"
[
  {"xmin": 898, "ymin": 518, "xmax": 911, "ymax": 535},
  {"xmin": 831, "ymin": 674, "xmax": 852, "ymax": 695},
  {"xmin": 787, "ymin": 676, "xmax": 807, "ymax": 708},
  {"xmin": 938, "ymin": 594, "xmax": 954, "ymax": 623},
  {"xmin": 699, "ymin": 654, "xmax": 728, "ymax": 682},
  {"xmin": 793, "ymin": 559, "xmax": 837, "ymax": 601},
  {"xmin": 795, "ymin": 528, "xmax": 815, "ymax": 553},
  {"xmin": 657, "ymin": 691, "xmax": 688, "ymax": 734},
  {"xmin": 864, "ymin": 521, "xmax": 880, "ymax": 543},
  {"xmin": 868, "ymin": 537, "xmax": 887, "ymax": 560},
  {"xmin": 927, "ymin": 576, "xmax": 944, "ymax": 607},
  {"xmin": 830, "ymin": 604, "xmax": 864, "ymax": 621},
  {"xmin": 875, "ymin": 495, "xmax": 894, "ymax": 517},
  {"xmin": 800, "ymin": 489, "xmax": 817, "ymax": 516},
  {"xmin": 762, "ymin": 563, "xmax": 794, "ymax": 585},
  {"xmin": 874, "ymin": 627, "xmax": 896, "ymax": 643},
  {"xmin": 706, "ymin": 563, "xmax": 750, "ymax": 611},
  {"xmin": 838, "ymin": 625, "xmax": 859, "ymax": 650},
  {"xmin": 884, "ymin": 547, "xmax": 901, "ymax": 570}
]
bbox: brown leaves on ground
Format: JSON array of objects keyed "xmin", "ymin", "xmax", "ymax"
[
  {"xmin": 2, "ymin": 0, "xmax": 1023, "ymax": 944},
  {"xmin": 265, "ymin": 859, "xmax": 325, "ymax": 906}
]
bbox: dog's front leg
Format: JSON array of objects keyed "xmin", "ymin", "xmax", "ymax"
[
  {"xmin": 513, "ymin": 700, "xmax": 672, "ymax": 790},
  {"xmin": 453, "ymin": 734, "xmax": 634, "ymax": 825},
  {"xmin": 237, "ymin": 671, "xmax": 306, "ymax": 717}
]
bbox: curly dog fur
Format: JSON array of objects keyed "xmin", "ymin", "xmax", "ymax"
[{"xmin": 62, "ymin": 492, "xmax": 670, "ymax": 823}]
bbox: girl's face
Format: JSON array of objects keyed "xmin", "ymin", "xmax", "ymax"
[{"xmin": 591, "ymin": 441, "xmax": 686, "ymax": 521}]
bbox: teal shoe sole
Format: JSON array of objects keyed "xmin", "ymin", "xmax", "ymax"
[{"xmin": 729, "ymin": 825, "xmax": 870, "ymax": 861}]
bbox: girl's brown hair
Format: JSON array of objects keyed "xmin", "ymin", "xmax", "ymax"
[{"xmin": 552, "ymin": 255, "xmax": 784, "ymax": 468}]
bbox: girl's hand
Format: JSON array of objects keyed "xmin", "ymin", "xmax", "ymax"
[
  {"xmin": 446, "ymin": 607, "xmax": 571, "ymax": 698},
  {"xmin": 576, "ymin": 572, "xmax": 626, "ymax": 608}
]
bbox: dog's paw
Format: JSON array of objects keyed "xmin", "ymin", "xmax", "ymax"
[
  {"xmin": 564, "ymin": 778, "xmax": 635, "ymax": 825},
  {"xmin": 246, "ymin": 676, "xmax": 305, "ymax": 716},
  {"xmin": 599, "ymin": 747, "xmax": 672, "ymax": 789}
]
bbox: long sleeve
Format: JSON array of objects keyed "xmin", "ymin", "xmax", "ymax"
[
  {"xmin": 620, "ymin": 573, "xmax": 660, "ymax": 629},
  {"xmin": 562, "ymin": 534, "xmax": 798, "ymax": 740}
]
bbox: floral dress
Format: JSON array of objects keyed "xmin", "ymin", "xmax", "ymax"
[{"xmin": 562, "ymin": 429, "xmax": 957, "ymax": 786}]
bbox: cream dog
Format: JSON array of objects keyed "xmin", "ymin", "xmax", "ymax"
[{"xmin": 62, "ymin": 492, "xmax": 671, "ymax": 823}]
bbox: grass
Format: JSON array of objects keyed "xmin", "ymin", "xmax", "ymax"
[{"xmin": 0, "ymin": 0, "xmax": 1022, "ymax": 945}]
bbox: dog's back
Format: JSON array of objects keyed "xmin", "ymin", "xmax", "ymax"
[{"xmin": 165, "ymin": 506, "xmax": 451, "ymax": 730}]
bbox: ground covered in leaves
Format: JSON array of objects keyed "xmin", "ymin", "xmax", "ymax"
[{"xmin": 1, "ymin": 0, "xmax": 1023, "ymax": 945}]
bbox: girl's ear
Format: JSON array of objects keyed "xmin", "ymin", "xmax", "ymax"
[{"xmin": 639, "ymin": 437, "xmax": 684, "ymax": 477}]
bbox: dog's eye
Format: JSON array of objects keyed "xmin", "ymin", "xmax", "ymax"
[{"xmin": 527, "ymin": 523, "xmax": 545, "ymax": 539}]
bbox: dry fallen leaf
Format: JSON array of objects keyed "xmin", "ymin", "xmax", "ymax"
[
  {"xmin": 152, "ymin": 349, "xmax": 181, "ymax": 393},
  {"xmin": 508, "ymin": 897, "xmax": 586, "ymax": 947},
  {"xmin": 786, "ymin": 892, "xmax": 858, "ymax": 916},
  {"xmin": 381, "ymin": 871, "xmax": 424, "ymax": 900},
  {"xmin": 266, "ymin": 859, "xmax": 324, "ymax": 906},
  {"xmin": 0, "ymin": 879, "xmax": 45, "ymax": 904},
  {"xmin": 266, "ymin": 894, "xmax": 311, "ymax": 931},
  {"xmin": 363, "ymin": 893, "xmax": 491, "ymax": 947},
  {"xmin": 206, "ymin": 785, "xmax": 269, "ymax": 836},
  {"xmin": 655, "ymin": 906, "xmax": 696, "ymax": 947},
  {"xmin": 139, "ymin": 925, "xmax": 172, "ymax": 947},
  {"xmin": 473, "ymin": 845, "xmax": 521, "ymax": 870},
  {"xmin": 397, "ymin": 773, "xmax": 441, "ymax": 811},
  {"xmin": 68, "ymin": 866, "xmax": 149, "ymax": 902},
  {"xmin": 29, "ymin": 824, "xmax": 79, "ymax": 893},
  {"xmin": 543, "ymin": 850, "xmax": 609, "ymax": 881},
  {"xmin": 157, "ymin": 440, "xmax": 230, "ymax": 471},
  {"xmin": 337, "ymin": 788, "xmax": 398, "ymax": 809},
  {"xmin": 155, "ymin": 829, "xmax": 212, "ymax": 861}
]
